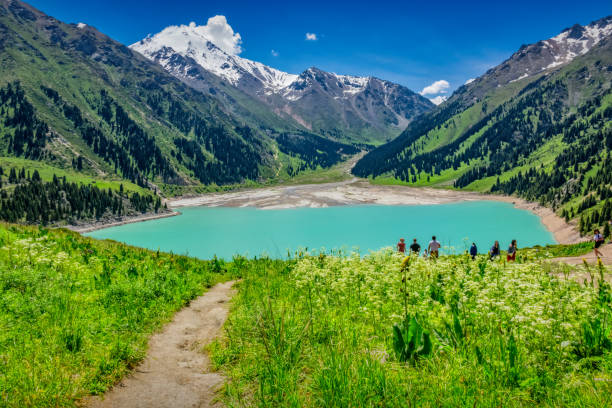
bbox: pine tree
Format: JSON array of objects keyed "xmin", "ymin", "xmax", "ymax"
[{"xmin": 8, "ymin": 168, "xmax": 16, "ymax": 183}]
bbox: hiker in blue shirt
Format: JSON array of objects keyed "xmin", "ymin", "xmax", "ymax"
[
  {"xmin": 489, "ymin": 241, "xmax": 501, "ymax": 260},
  {"xmin": 469, "ymin": 243, "xmax": 478, "ymax": 260}
]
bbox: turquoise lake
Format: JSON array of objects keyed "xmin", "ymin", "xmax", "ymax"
[{"xmin": 86, "ymin": 202, "xmax": 556, "ymax": 259}]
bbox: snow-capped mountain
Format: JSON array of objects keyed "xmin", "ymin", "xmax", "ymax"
[
  {"xmin": 132, "ymin": 23, "xmax": 297, "ymax": 93},
  {"xmin": 461, "ymin": 15, "xmax": 612, "ymax": 99},
  {"xmin": 130, "ymin": 23, "xmax": 433, "ymax": 144},
  {"xmin": 504, "ymin": 15, "xmax": 612, "ymax": 81}
]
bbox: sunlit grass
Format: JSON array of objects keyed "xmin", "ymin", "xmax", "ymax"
[
  {"xmin": 211, "ymin": 249, "xmax": 612, "ymax": 407},
  {"xmin": 0, "ymin": 223, "xmax": 237, "ymax": 406}
]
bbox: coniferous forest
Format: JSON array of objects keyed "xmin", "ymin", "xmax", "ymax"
[{"xmin": 0, "ymin": 166, "xmax": 162, "ymax": 225}]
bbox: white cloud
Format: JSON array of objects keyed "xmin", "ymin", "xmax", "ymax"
[
  {"xmin": 77, "ymin": 22, "xmax": 86, "ymax": 29},
  {"xmin": 305, "ymin": 32, "xmax": 318, "ymax": 41},
  {"xmin": 271, "ymin": 49, "xmax": 279, "ymax": 57},
  {"xmin": 420, "ymin": 80, "xmax": 450, "ymax": 96},
  {"xmin": 465, "ymin": 78, "xmax": 475, "ymax": 85},
  {"xmin": 429, "ymin": 96, "xmax": 448, "ymax": 105},
  {"xmin": 179, "ymin": 16, "xmax": 242, "ymax": 55}
]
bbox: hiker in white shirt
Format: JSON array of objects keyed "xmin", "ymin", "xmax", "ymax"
[{"xmin": 428, "ymin": 236, "xmax": 441, "ymax": 259}]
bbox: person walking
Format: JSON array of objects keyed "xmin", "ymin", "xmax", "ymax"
[
  {"xmin": 507, "ymin": 239, "xmax": 517, "ymax": 262},
  {"xmin": 489, "ymin": 241, "xmax": 500, "ymax": 260},
  {"xmin": 428, "ymin": 236, "xmax": 441, "ymax": 259},
  {"xmin": 469, "ymin": 242, "xmax": 478, "ymax": 260},
  {"xmin": 397, "ymin": 238, "xmax": 406, "ymax": 254},
  {"xmin": 594, "ymin": 229, "xmax": 605, "ymax": 258},
  {"xmin": 410, "ymin": 238, "xmax": 421, "ymax": 255}
]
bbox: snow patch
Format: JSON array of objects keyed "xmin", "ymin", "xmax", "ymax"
[
  {"xmin": 429, "ymin": 95, "xmax": 447, "ymax": 105},
  {"xmin": 509, "ymin": 73, "xmax": 529, "ymax": 83},
  {"xmin": 333, "ymin": 73, "xmax": 370, "ymax": 95}
]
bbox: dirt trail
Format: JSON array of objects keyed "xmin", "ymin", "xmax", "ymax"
[
  {"xmin": 88, "ymin": 281, "xmax": 235, "ymax": 408},
  {"xmin": 552, "ymin": 243, "xmax": 612, "ymax": 265}
]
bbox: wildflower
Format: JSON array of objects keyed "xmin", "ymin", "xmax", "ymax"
[{"xmin": 401, "ymin": 256, "xmax": 410, "ymax": 270}]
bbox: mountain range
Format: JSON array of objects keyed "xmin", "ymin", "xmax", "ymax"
[
  {"xmin": 131, "ymin": 24, "xmax": 433, "ymax": 144},
  {"xmin": 0, "ymin": 0, "xmax": 369, "ymax": 196},
  {"xmin": 354, "ymin": 15, "xmax": 612, "ymax": 232},
  {"xmin": 0, "ymin": 0, "xmax": 611, "ymax": 232}
]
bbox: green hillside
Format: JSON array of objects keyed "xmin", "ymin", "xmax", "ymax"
[
  {"xmin": 0, "ymin": 1, "xmax": 266, "ymax": 187},
  {"xmin": 0, "ymin": 0, "xmax": 361, "ymax": 224},
  {"xmin": 354, "ymin": 35, "xmax": 612, "ymax": 234}
]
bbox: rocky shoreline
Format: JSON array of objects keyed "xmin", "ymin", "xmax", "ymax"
[{"xmin": 67, "ymin": 211, "xmax": 179, "ymax": 233}]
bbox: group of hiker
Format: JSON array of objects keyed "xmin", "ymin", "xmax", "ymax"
[
  {"xmin": 397, "ymin": 227, "xmax": 609, "ymax": 261},
  {"xmin": 482, "ymin": 239, "xmax": 518, "ymax": 261},
  {"xmin": 397, "ymin": 236, "xmax": 518, "ymax": 261},
  {"xmin": 395, "ymin": 236, "xmax": 441, "ymax": 260}
]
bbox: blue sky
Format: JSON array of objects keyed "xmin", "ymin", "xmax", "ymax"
[{"xmin": 27, "ymin": 0, "xmax": 611, "ymax": 95}]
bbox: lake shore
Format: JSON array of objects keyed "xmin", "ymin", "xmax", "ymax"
[
  {"xmin": 169, "ymin": 179, "xmax": 582, "ymax": 245},
  {"xmin": 67, "ymin": 211, "xmax": 179, "ymax": 233}
]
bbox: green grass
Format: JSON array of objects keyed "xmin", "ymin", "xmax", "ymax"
[
  {"xmin": 0, "ymin": 222, "xmax": 606, "ymax": 406},
  {"xmin": 0, "ymin": 157, "xmax": 147, "ymax": 194},
  {"xmin": 0, "ymin": 223, "xmax": 247, "ymax": 406},
  {"xmin": 521, "ymin": 242, "xmax": 594, "ymax": 259},
  {"xmin": 369, "ymin": 161, "xmax": 480, "ymax": 188},
  {"xmin": 210, "ymin": 250, "xmax": 612, "ymax": 407}
]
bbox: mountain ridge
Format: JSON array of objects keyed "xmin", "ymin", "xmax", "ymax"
[
  {"xmin": 0, "ymin": 0, "xmax": 362, "ymax": 201},
  {"xmin": 130, "ymin": 24, "xmax": 434, "ymax": 144},
  {"xmin": 353, "ymin": 15, "xmax": 612, "ymax": 234}
]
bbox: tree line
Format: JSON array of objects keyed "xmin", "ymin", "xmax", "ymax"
[
  {"xmin": 0, "ymin": 82, "xmax": 49, "ymax": 160},
  {"xmin": 276, "ymin": 132, "xmax": 359, "ymax": 176},
  {"xmin": 0, "ymin": 166, "xmax": 162, "ymax": 225}
]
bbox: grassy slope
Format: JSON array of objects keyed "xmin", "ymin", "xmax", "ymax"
[
  {"xmin": 211, "ymin": 249, "xmax": 611, "ymax": 407},
  {"xmin": 366, "ymin": 46, "xmax": 611, "ymax": 231},
  {"xmin": 0, "ymin": 223, "xmax": 240, "ymax": 406},
  {"xmin": 0, "ymin": 156, "xmax": 147, "ymax": 194},
  {"xmin": 366, "ymin": 78, "xmax": 542, "ymax": 188},
  {"xmin": 0, "ymin": 220, "xmax": 598, "ymax": 406}
]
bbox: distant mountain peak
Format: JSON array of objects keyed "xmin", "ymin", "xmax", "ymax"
[
  {"xmin": 131, "ymin": 25, "xmax": 297, "ymax": 93},
  {"xmin": 458, "ymin": 15, "xmax": 611, "ymax": 99},
  {"xmin": 541, "ymin": 15, "xmax": 612, "ymax": 70},
  {"xmin": 131, "ymin": 21, "xmax": 434, "ymax": 143}
]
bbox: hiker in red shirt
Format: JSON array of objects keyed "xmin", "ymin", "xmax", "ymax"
[{"xmin": 397, "ymin": 238, "xmax": 406, "ymax": 253}]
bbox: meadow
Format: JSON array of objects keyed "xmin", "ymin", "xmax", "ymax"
[
  {"xmin": 0, "ymin": 220, "xmax": 609, "ymax": 407},
  {"xmin": 210, "ymin": 248, "xmax": 612, "ymax": 407},
  {"xmin": 0, "ymin": 223, "xmax": 242, "ymax": 406}
]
